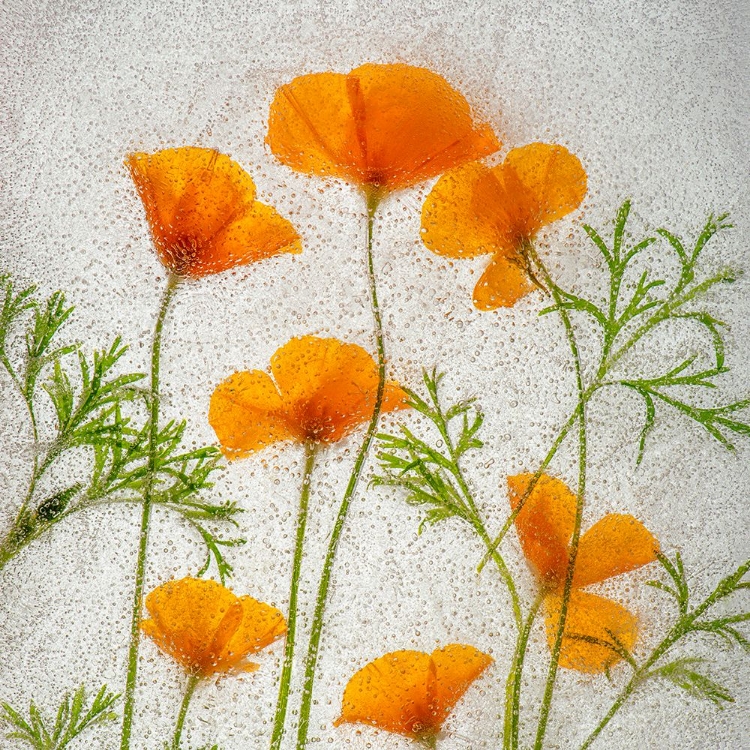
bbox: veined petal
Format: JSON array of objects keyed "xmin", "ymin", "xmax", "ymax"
[
  {"xmin": 267, "ymin": 71, "xmax": 364, "ymax": 183},
  {"xmin": 334, "ymin": 649, "xmax": 432, "ymax": 738},
  {"xmin": 574, "ymin": 514, "xmax": 660, "ymax": 588},
  {"xmin": 503, "ymin": 143, "xmax": 587, "ymax": 232},
  {"xmin": 208, "ymin": 370, "xmax": 297, "ymax": 457},
  {"xmin": 508, "ymin": 473, "xmax": 577, "ymax": 585},
  {"xmin": 271, "ymin": 335, "xmax": 406, "ymax": 442},
  {"xmin": 421, "ymin": 162, "xmax": 504, "ymax": 259},
  {"xmin": 544, "ymin": 590, "xmax": 638, "ymax": 673},
  {"xmin": 350, "ymin": 63, "xmax": 500, "ymax": 190},
  {"xmin": 142, "ymin": 578, "xmax": 240, "ymax": 674},
  {"xmin": 219, "ymin": 595, "xmax": 287, "ymax": 672},
  {"xmin": 126, "ymin": 147, "xmax": 256, "ymax": 250},
  {"xmin": 473, "ymin": 253, "xmax": 536, "ymax": 311},
  {"xmin": 428, "ymin": 644, "xmax": 493, "ymax": 727},
  {"xmin": 271, "ymin": 336, "xmax": 351, "ymax": 404},
  {"xmin": 267, "ymin": 63, "xmax": 499, "ymax": 191},
  {"xmin": 193, "ymin": 200, "xmax": 301, "ymax": 277}
]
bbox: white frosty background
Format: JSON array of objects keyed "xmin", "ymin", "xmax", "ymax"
[{"xmin": 1, "ymin": 1, "xmax": 748, "ymax": 748}]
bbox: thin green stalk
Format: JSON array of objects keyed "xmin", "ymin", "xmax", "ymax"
[
  {"xmin": 527, "ymin": 243, "xmax": 587, "ymax": 750},
  {"xmin": 270, "ymin": 440, "xmax": 317, "ymax": 750},
  {"xmin": 120, "ymin": 272, "xmax": 180, "ymax": 750},
  {"xmin": 295, "ymin": 189, "xmax": 386, "ymax": 748},
  {"xmin": 474, "ymin": 519, "xmax": 522, "ymax": 631},
  {"xmin": 172, "ymin": 674, "xmax": 200, "ymax": 750},
  {"xmin": 504, "ymin": 591, "xmax": 546, "ymax": 750}
]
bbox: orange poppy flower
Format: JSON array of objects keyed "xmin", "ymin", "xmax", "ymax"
[
  {"xmin": 334, "ymin": 644, "xmax": 492, "ymax": 744},
  {"xmin": 140, "ymin": 577, "xmax": 287, "ymax": 677},
  {"xmin": 509, "ymin": 474, "xmax": 659, "ymax": 673},
  {"xmin": 421, "ymin": 143, "xmax": 587, "ymax": 310},
  {"xmin": 126, "ymin": 146, "xmax": 301, "ymax": 277},
  {"xmin": 209, "ymin": 335, "xmax": 409, "ymax": 457},
  {"xmin": 267, "ymin": 63, "xmax": 500, "ymax": 193}
]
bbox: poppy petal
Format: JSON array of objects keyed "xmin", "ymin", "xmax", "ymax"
[
  {"xmin": 335, "ymin": 649, "xmax": 432, "ymax": 738},
  {"xmin": 503, "ymin": 143, "xmax": 587, "ymax": 230},
  {"xmin": 421, "ymin": 162, "xmax": 505, "ymax": 259},
  {"xmin": 508, "ymin": 473, "xmax": 577, "ymax": 585},
  {"xmin": 127, "ymin": 148, "xmax": 257, "ymax": 261},
  {"xmin": 142, "ymin": 578, "xmax": 240, "ymax": 673},
  {"xmin": 350, "ymin": 63, "xmax": 500, "ymax": 190},
  {"xmin": 544, "ymin": 590, "xmax": 638, "ymax": 673},
  {"xmin": 473, "ymin": 252, "xmax": 537, "ymax": 311},
  {"xmin": 221, "ymin": 595, "xmax": 287, "ymax": 671},
  {"xmin": 208, "ymin": 370, "xmax": 296, "ymax": 457},
  {"xmin": 573, "ymin": 514, "xmax": 660, "ymax": 588},
  {"xmin": 271, "ymin": 335, "xmax": 406, "ymax": 442},
  {"xmin": 267, "ymin": 64, "xmax": 499, "ymax": 191},
  {"xmin": 428, "ymin": 644, "xmax": 493, "ymax": 727},
  {"xmin": 267, "ymin": 71, "xmax": 364, "ymax": 183},
  {"xmin": 194, "ymin": 199, "xmax": 301, "ymax": 277}
]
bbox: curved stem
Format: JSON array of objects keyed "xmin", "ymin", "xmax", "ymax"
[
  {"xmin": 526, "ymin": 243, "xmax": 587, "ymax": 750},
  {"xmin": 295, "ymin": 189, "xmax": 386, "ymax": 749},
  {"xmin": 270, "ymin": 441, "xmax": 317, "ymax": 750},
  {"xmin": 473, "ymin": 519, "xmax": 522, "ymax": 631},
  {"xmin": 172, "ymin": 674, "xmax": 200, "ymax": 750},
  {"xmin": 120, "ymin": 272, "xmax": 180, "ymax": 750},
  {"xmin": 504, "ymin": 590, "xmax": 546, "ymax": 750}
]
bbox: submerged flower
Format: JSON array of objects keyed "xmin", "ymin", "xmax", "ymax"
[
  {"xmin": 509, "ymin": 473, "xmax": 659, "ymax": 673},
  {"xmin": 126, "ymin": 146, "xmax": 301, "ymax": 277},
  {"xmin": 140, "ymin": 577, "xmax": 286, "ymax": 677},
  {"xmin": 209, "ymin": 335, "xmax": 408, "ymax": 457},
  {"xmin": 421, "ymin": 143, "xmax": 587, "ymax": 310},
  {"xmin": 334, "ymin": 644, "xmax": 492, "ymax": 743},
  {"xmin": 267, "ymin": 63, "xmax": 500, "ymax": 193}
]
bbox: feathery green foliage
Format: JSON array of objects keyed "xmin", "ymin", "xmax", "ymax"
[{"xmin": 1, "ymin": 685, "xmax": 118, "ymax": 750}]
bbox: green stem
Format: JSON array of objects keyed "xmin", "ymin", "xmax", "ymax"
[
  {"xmin": 527, "ymin": 243, "xmax": 587, "ymax": 750},
  {"xmin": 473, "ymin": 520, "xmax": 523, "ymax": 631},
  {"xmin": 120, "ymin": 272, "xmax": 180, "ymax": 750},
  {"xmin": 504, "ymin": 591, "xmax": 546, "ymax": 750},
  {"xmin": 430, "ymin": 398, "xmax": 523, "ymax": 630},
  {"xmin": 295, "ymin": 189, "xmax": 386, "ymax": 749},
  {"xmin": 270, "ymin": 441, "xmax": 317, "ymax": 750},
  {"xmin": 0, "ymin": 440, "xmax": 63, "ymax": 572},
  {"xmin": 172, "ymin": 674, "xmax": 200, "ymax": 750}
]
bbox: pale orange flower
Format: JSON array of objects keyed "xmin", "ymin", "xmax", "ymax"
[
  {"xmin": 140, "ymin": 577, "xmax": 286, "ymax": 677},
  {"xmin": 422, "ymin": 143, "xmax": 587, "ymax": 310},
  {"xmin": 509, "ymin": 474, "xmax": 659, "ymax": 673},
  {"xmin": 334, "ymin": 644, "xmax": 492, "ymax": 744},
  {"xmin": 126, "ymin": 146, "xmax": 301, "ymax": 277},
  {"xmin": 267, "ymin": 63, "xmax": 500, "ymax": 193},
  {"xmin": 208, "ymin": 335, "xmax": 408, "ymax": 457}
]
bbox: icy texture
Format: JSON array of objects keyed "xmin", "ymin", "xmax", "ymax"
[{"xmin": 1, "ymin": 1, "xmax": 748, "ymax": 749}]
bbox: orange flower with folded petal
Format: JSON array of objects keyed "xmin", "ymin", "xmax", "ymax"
[
  {"xmin": 209, "ymin": 335, "xmax": 408, "ymax": 457},
  {"xmin": 140, "ymin": 577, "xmax": 286, "ymax": 677},
  {"xmin": 509, "ymin": 473, "xmax": 659, "ymax": 673},
  {"xmin": 267, "ymin": 63, "xmax": 500, "ymax": 194},
  {"xmin": 422, "ymin": 143, "xmax": 587, "ymax": 310},
  {"xmin": 126, "ymin": 146, "xmax": 301, "ymax": 277},
  {"xmin": 334, "ymin": 644, "xmax": 492, "ymax": 744}
]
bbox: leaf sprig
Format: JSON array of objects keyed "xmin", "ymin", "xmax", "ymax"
[
  {"xmin": 373, "ymin": 368, "xmax": 484, "ymax": 533},
  {"xmin": 0, "ymin": 685, "xmax": 118, "ymax": 750},
  {"xmin": 581, "ymin": 554, "xmax": 749, "ymax": 748},
  {"xmin": 540, "ymin": 202, "xmax": 748, "ymax": 461},
  {"xmin": 0, "ymin": 273, "xmax": 243, "ymax": 581}
]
